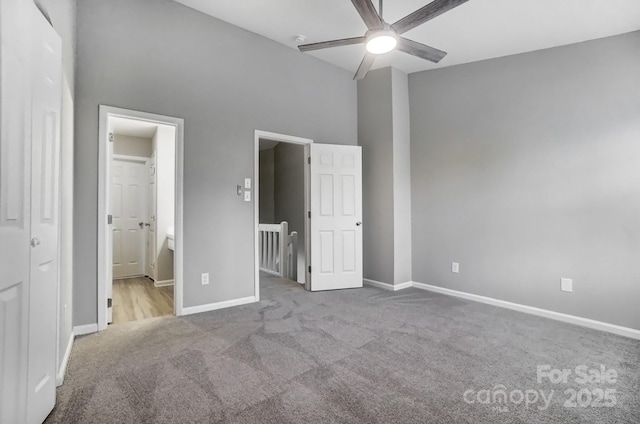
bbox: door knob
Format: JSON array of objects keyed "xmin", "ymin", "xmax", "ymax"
[
  {"xmin": 30, "ymin": 237, "xmax": 41, "ymax": 247},
  {"xmin": 356, "ymin": 221, "xmax": 362, "ymax": 226}
]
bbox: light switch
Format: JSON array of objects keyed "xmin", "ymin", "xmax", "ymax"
[
  {"xmin": 244, "ymin": 178, "xmax": 251, "ymax": 189},
  {"xmin": 244, "ymin": 191, "xmax": 251, "ymax": 201}
]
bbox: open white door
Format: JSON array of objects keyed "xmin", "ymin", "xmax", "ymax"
[
  {"xmin": 309, "ymin": 144, "xmax": 363, "ymax": 291},
  {"xmin": 148, "ymin": 153, "xmax": 157, "ymax": 280},
  {"xmin": 106, "ymin": 132, "xmax": 114, "ymax": 323}
]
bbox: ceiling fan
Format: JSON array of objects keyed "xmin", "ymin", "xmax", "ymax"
[{"xmin": 298, "ymin": 0, "xmax": 470, "ymax": 80}]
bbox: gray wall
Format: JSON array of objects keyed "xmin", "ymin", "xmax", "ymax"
[
  {"xmin": 74, "ymin": 0, "xmax": 357, "ymax": 324},
  {"xmin": 357, "ymin": 67, "xmax": 412, "ymax": 285},
  {"xmin": 391, "ymin": 68, "xmax": 412, "ymax": 284},
  {"xmin": 357, "ymin": 68, "xmax": 394, "ymax": 284},
  {"xmin": 259, "ymin": 148, "xmax": 275, "ymax": 223},
  {"xmin": 34, "ymin": 0, "xmax": 76, "ymax": 374},
  {"xmin": 409, "ymin": 31, "xmax": 640, "ymax": 330},
  {"xmin": 274, "ymin": 143, "xmax": 306, "ymax": 282},
  {"xmin": 113, "ymin": 134, "xmax": 152, "ymax": 157}
]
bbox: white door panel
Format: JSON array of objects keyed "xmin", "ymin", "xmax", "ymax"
[
  {"xmin": 27, "ymin": 8, "xmax": 61, "ymax": 424},
  {"xmin": 106, "ymin": 134, "xmax": 114, "ymax": 323},
  {"xmin": 0, "ymin": 0, "xmax": 32, "ymax": 421},
  {"xmin": 112, "ymin": 159, "xmax": 147, "ymax": 279},
  {"xmin": 310, "ymin": 144, "xmax": 362, "ymax": 291},
  {"xmin": 147, "ymin": 155, "xmax": 156, "ymax": 279}
]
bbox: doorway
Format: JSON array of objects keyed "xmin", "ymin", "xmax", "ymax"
[
  {"xmin": 254, "ymin": 131, "xmax": 312, "ymax": 298},
  {"xmin": 254, "ymin": 130, "xmax": 364, "ymax": 297},
  {"xmin": 98, "ymin": 106, "xmax": 184, "ymax": 330}
]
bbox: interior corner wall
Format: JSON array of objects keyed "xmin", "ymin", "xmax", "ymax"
[
  {"xmin": 33, "ymin": 0, "xmax": 75, "ymax": 372},
  {"xmin": 357, "ymin": 67, "xmax": 413, "ymax": 286},
  {"xmin": 273, "ymin": 142, "xmax": 306, "ymax": 282},
  {"xmin": 73, "ymin": 0, "xmax": 357, "ymax": 325},
  {"xmin": 357, "ymin": 68, "xmax": 395, "ymax": 285},
  {"xmin": 409, "ymin": 31, "xmax": 640, "ymax": 330},
  {"xmin": 391, "ymin": 69, "xmax": 412, "ymax": 285},
  {"xmin": 154, "ymin": 125, "xmax": 175, "ymax": 283},
  {"xmin": 259, "ymin": 148, "xmax": 275, "ymax": 224}
]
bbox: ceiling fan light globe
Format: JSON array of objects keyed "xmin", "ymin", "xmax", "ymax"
[{"xmin": 365, "ymin": 33, "xmax": 397, "ymax": 54}]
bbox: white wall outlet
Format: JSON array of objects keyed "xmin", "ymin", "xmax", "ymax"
[
  {"xmin": 452, "ymin": 262, "xmax": 460, "ymax": 273},
  {"xmin": 244, "ymin": 191, "xmax": 251, "ymax": 201},
  {"xmin": 561, "ymin": 278, "xmax": 572, "ymax": 292},
  {"xmin": 244, "ymin": 178, "xmax": 251, "ymax": 189},
  {"xmin": 201, "ymin": 272, "xmax": 209, "ymax": 285}
]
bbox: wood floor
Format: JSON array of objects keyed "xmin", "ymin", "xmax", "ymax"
[{"xmin": 112, "ymin": 277, "xmax": 173, "ymax": 324}]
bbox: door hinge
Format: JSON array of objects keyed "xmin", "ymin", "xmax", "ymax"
[
  {"xmin": 308, "ymin": 157, "xmax": 311, "ymax": 165},
  {"xmin": 107, "ymin": 214, "xmax": 113, "ymax": 224},
  {"xmin": 308, "ymin": 265, "xmax": 311, "ymax": 273},
  {"xmin": 107, "ymin": 298, "xmax": 112, "ymax": 308},
  {"xmin": 308, "ymin": 211, "xmax": 311, "ymax": 219},
  {"xmin": 109, "ymin": 132, "xmax": 114, "ymax": 142}
]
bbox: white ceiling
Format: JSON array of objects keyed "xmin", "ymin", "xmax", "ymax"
[{"xmin": 174, "ymin": 0, "xmax": 640, "ymax": 75}]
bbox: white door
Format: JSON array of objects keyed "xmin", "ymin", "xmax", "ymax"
[
  {"xmin": 106, "ymin": 133, "xmax": 114, "ymax": 323},
  {"xmin": 309, "ymin": 144, "xmax": 363, "ymax": 291},
  {"xmin": 112, "ymin": 158, "xmax": 148, "ymax": 279},
  {"xmin": 147, "ymin": 154, "xmax": 157, "ymax": 280},
  {"xmin": 26, "ymin": 8, "xmax": 62, "ymax": 424},
  {"xmin": 0, "ymin": 2, "xmax": 60, "ymax": 422},
  {"xmin": 0, "ymin": 0, "xmax": 34, "ymax": 422}
]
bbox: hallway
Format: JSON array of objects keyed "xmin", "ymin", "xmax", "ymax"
[{"xmin": 112, "ymin": 277, "xmax": 173, "ymax": 324}]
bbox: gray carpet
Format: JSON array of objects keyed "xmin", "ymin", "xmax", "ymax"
[{"xmin": 46, "ymin": 273, "xmax": 640, "ymax": 423}]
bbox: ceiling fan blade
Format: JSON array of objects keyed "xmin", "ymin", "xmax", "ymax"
[
  {"xmin": 354, "ymin": 53, "xmax": 376, "ymax": 80},
  {"xmin": 397, "ymin": 37, "xmax": 447, "ymax": 63},
  {"xmin": 351, "ymin": 0, "xmax": 384, "ymax": 30},
  {"xmin": 298, "ymin": 36, "xmax": 365, "ymax": 52},
  {"xmin": 392, "ymin": 0, "xmax": 469, "ymax": 34}
]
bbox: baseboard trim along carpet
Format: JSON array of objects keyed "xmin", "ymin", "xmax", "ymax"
[
  {"xmin": 181, "ymin": 296, "xmax": 257, "ymax": 316},
  {"xmin": 56, "ymin": 331, "xmax": 75, "ymax": 386},
  {"xmin": 154, "ymin": 279, "xmax": 174, "ymax": 288},
  {"xmin": 363, "ymin": 279, "xmax": 413, "ymax": 291},
  {"xmin": 73, "ymin": 323, "xmax": 98, "ymax": 336},
  {"xmin": 364, "ymin": 279, "xmax": 640, "ymax": 340}
]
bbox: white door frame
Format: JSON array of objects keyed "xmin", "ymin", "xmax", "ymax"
[
  {"xmin": 254, "ymin": 130, "xmax": 313, "ymax": 299},
  {"xmin": 98, "ymin": 106, "xmax": 184, "ymax": 330},
  {"xmin": 111, "ymin": 154, "xmax": 149, "ymax": 278}
]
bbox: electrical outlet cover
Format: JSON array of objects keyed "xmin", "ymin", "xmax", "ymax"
[
  {"xmin": 561, "ymin": 278, "xmax": 572, "ymax": 292},
  {"xmin": 452, "ymin": 262, "xmax": 460, "ymax": 273}
]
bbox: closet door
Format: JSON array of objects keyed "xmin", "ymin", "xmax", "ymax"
[
  {"xmin": 0, "ymin": 2, "xmax": 61, "ymax": 422},
  {"xmin": 26, "ymin": 8, "xmax": 62, "ymax": 424},
  {"xmin": 0, "ymin": 0, "xmax": 34, "ymax": 423}
]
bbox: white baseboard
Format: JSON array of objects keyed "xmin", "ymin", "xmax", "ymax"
[
  {"xmin": 363, "ymin": 279, "xmax": 413, "ymax": 291},
  {"xmin": 411, "ymin": 282, "xmax": 640, "ymax": 340},
  {"xmin": 56, "ymin": 331, "xmax": 75, "ymax": 386},
  {"xmin": 154, "ymin": 279, "xmax": 174, "ymax": 287},
  {"xmin": 73, "ymin": 323, "xmax": 98, "ymax": 336},
  {"xmin": 181, "ymin": 296, "xmax": 257, "ymax": 316}
]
